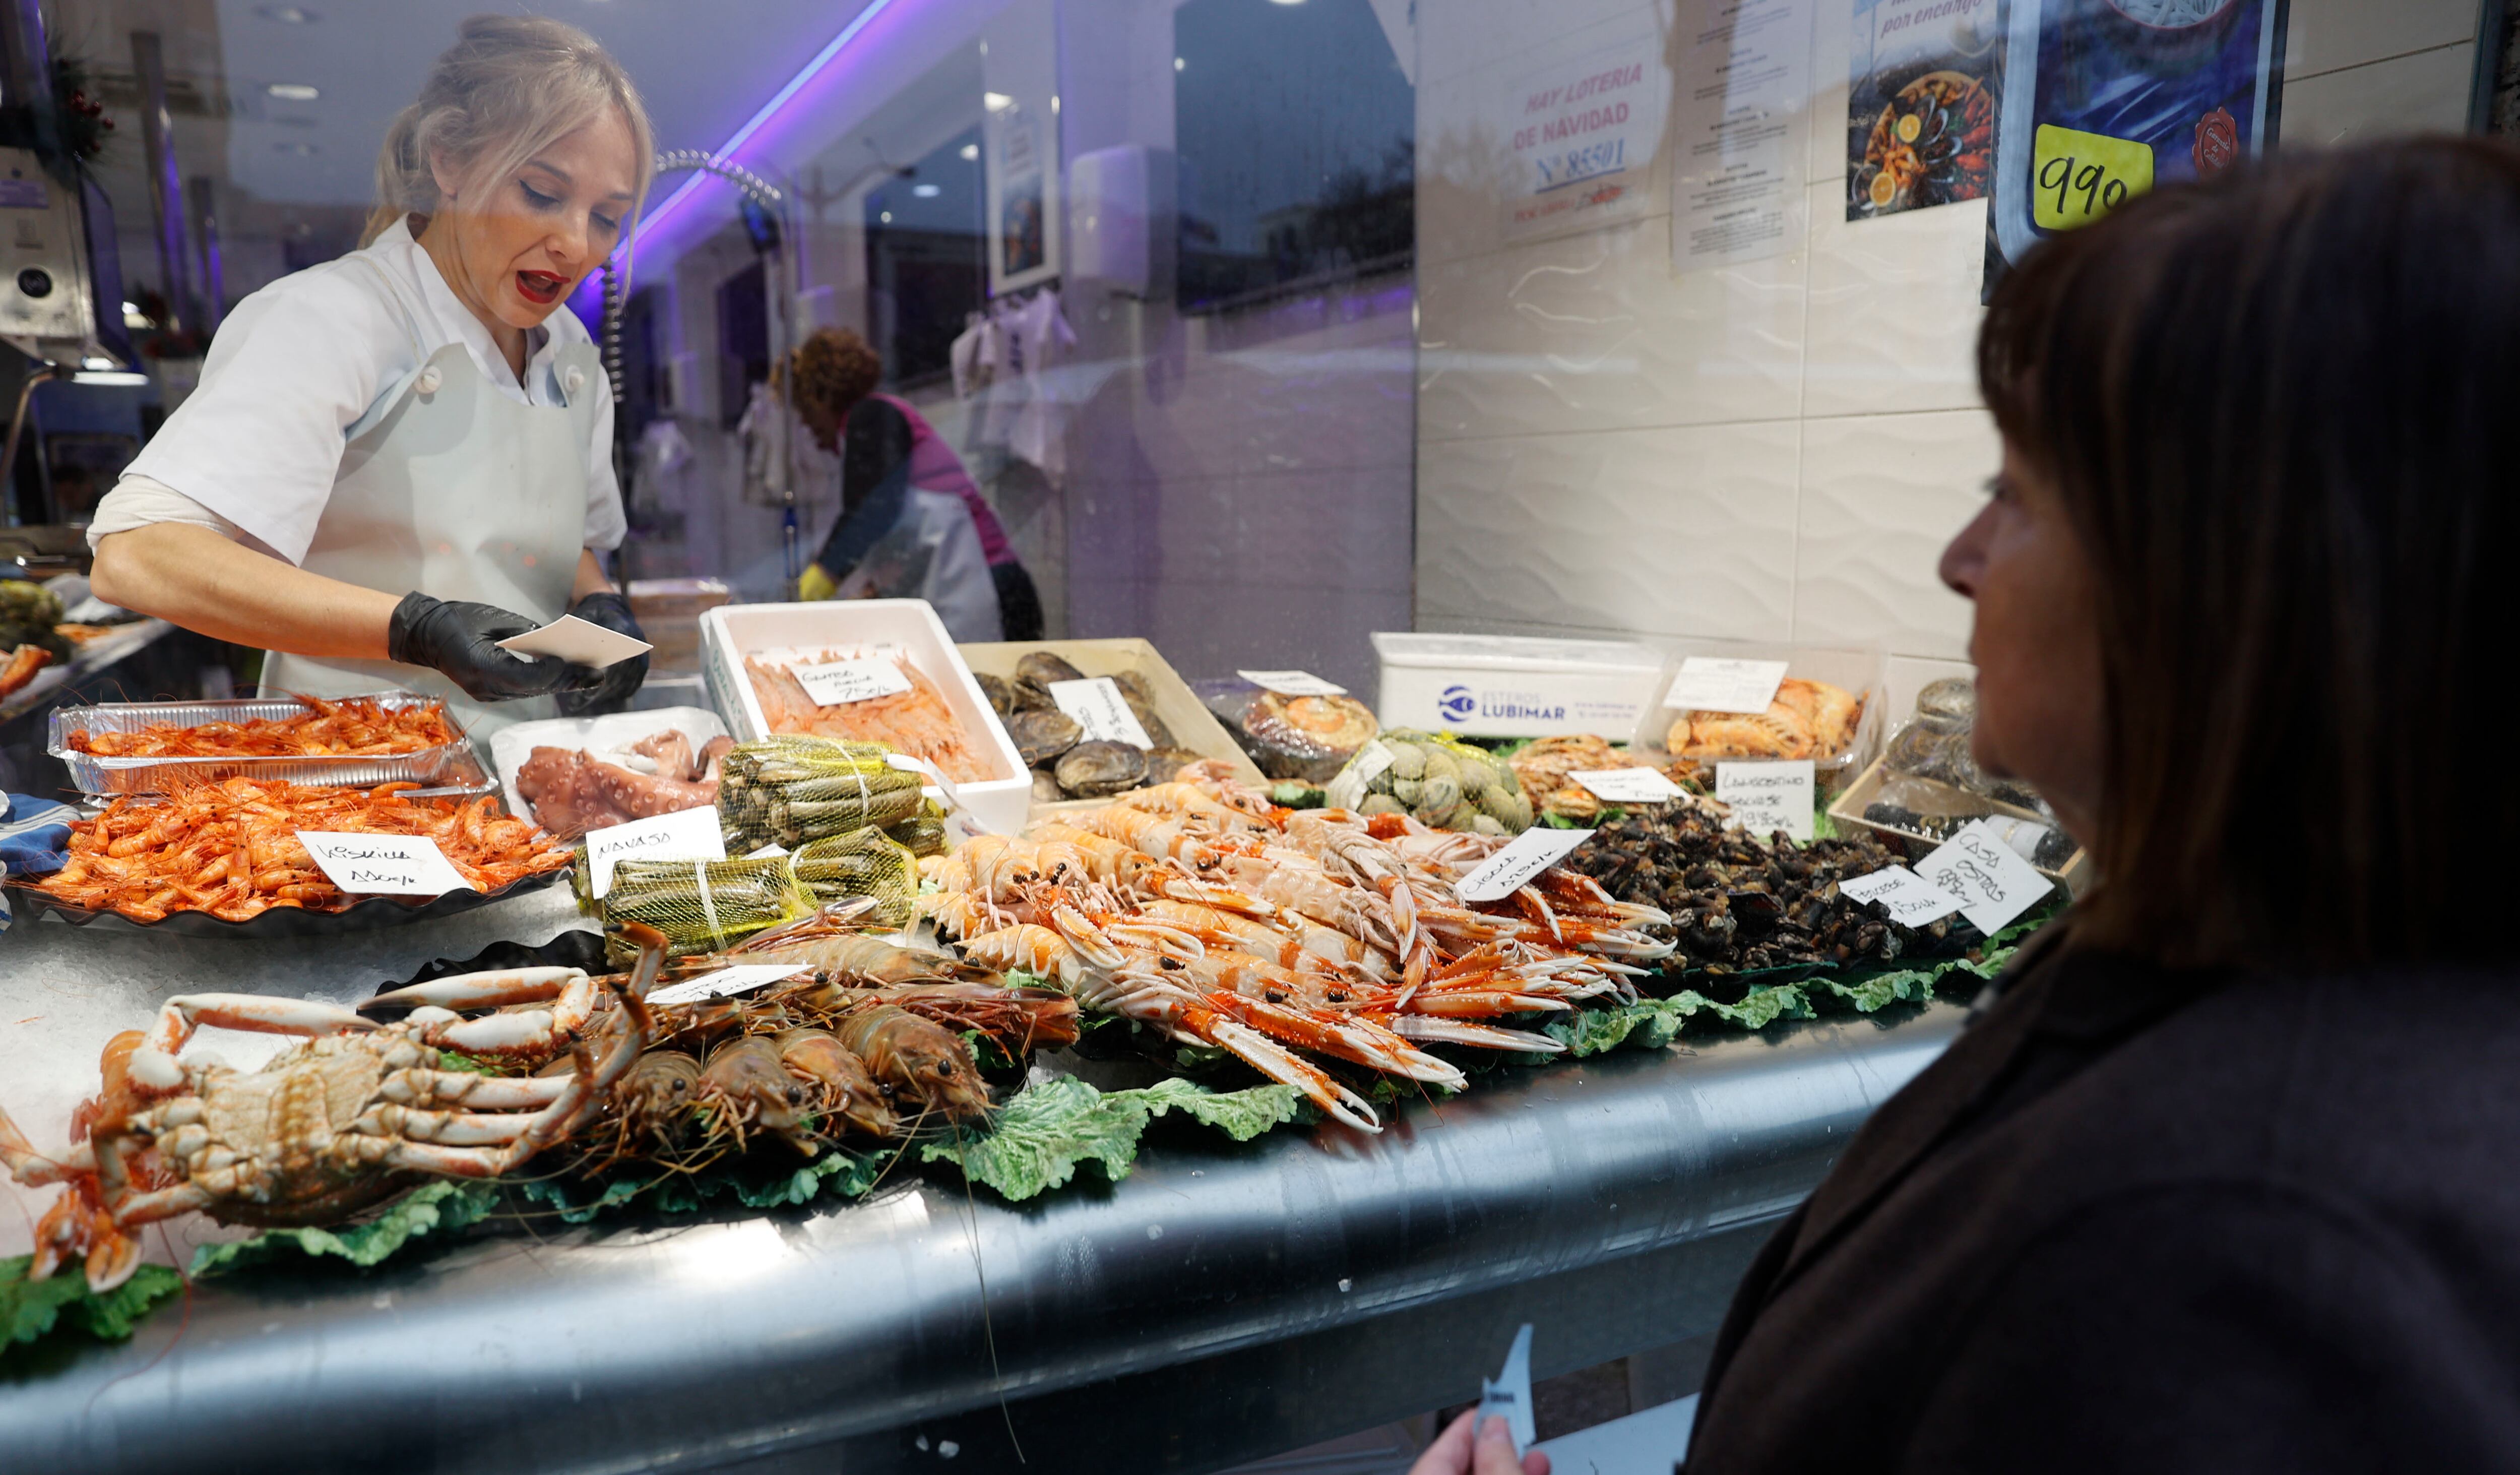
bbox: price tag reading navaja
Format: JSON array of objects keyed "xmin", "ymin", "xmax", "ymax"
[
  {"xmin": 1237, "ymin": 669, "xmax": 1348, "ymax": 698},
  {"xmin": 1664, "ymin": 657, "xmax": 1791, "ymax": 715},
  {"xmin": 586, "ymin": 805, "xmax": 727, "ymax": 899},
  {"xmin": 1572, "ymin": 767, "xmax": 1683, "ymax": 804},
  {"xmin": 1838, "ymin": 865, "xmax": 1961, "ymax": 927},
  {"xmin": 1047, "ymin": 677, "xmax": 1153, "ymax": 748},
  {"xmin": 295, "ymin": 832, "xmax": 474, "ymax": 897},
  {"xmin": 1715, "ymin": 760, "xmax": 1815, "ymax": 843},
  {"xmin": 1457, "ymin": 826, "xmax": 1596, "ymax": 904},
  {"xmin": 788, "ymin": 656, "xmax": 913, "ymax": 707},
  {"xmin": 1914, "ymin": 818, "xmax": 2055, "ymax": 934},
  {"xmin": 646, "ymin": 964, "xmax": 812, "ymax": 1009}
]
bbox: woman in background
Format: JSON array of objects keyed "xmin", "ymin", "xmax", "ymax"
[{"xmin": 786, "ymin": 328, "xmax": 1043, "ymax": 641}]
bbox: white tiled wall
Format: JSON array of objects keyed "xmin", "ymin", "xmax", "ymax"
[{"xmin": 1413, "ymin": 0, "xmax": 2487, "ymax": 722}]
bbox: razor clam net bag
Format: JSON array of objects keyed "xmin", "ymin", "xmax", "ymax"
[
  {"xmin": 717, "ymin": 735, "xmax": 928, "ymax": 852},
  {"xmin": 599, "ymin": 856, "xmax": 818, "ymax": 962},
  {"xmin": 791, "ymin": 826, "xmax": 919, "ymax": 927}
]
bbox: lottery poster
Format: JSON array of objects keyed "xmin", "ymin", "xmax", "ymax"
[{"xmin": 1983, "ymin": 0, "xmax": 2288, "ymax": 283}]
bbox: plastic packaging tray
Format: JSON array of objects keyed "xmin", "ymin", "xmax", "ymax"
[
  {"xmin": 48, "ymin": 693, "xmax": 470, "ymax": 797},
  {"xmin": 1627, "ymin": 641, "xmax": 1889, "ymax": 803},
  {"xmin": 489, "ymin": 707, "xmax": 731, "ymax": 823}
]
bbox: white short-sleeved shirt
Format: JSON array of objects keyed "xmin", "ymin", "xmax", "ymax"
[{"xmin": 105, "ymin": 217, "xmax": 624, "ymax": 563}]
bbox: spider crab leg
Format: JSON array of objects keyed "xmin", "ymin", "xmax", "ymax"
[
  {"xmin": 362, "ymin": 967, "xmax": 599, "ymax": 1060},
  {"xmin": 130, "ymin": 994, "xmax": 377, "ymax": 1089}
]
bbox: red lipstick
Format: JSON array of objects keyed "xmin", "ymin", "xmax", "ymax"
[{"xmin": 516, "ymin": 270, "xmax": 564, "ymax": 306}]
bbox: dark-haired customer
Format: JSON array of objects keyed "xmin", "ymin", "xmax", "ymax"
[{"xmin": 1417, "ymin": 137, "xmax": 2520, "ymax": 1475}]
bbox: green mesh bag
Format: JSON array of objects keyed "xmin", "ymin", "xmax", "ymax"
[
  {"xmin": 790, "ymin": 826, "xmax": 919, "ymax": 926},
  {"xmin": 599, "ymin": 856, "xmax": 817, "ymax": 961},
  {"xmin": 882, "ymin": 800, "xmax": 949, "ymax": 857},
  {"xmin": 717, "ymin": 735, "xmax": 927, "ymax": 851}
]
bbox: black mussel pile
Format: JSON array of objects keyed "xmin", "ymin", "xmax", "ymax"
[
  {"xmin": 1565, "ymin": 805, "xmax": 1965, "ymax": 974},
  {"xmin": 977, "ymin": 651, "xmax": 1205, "ymax": 803}
]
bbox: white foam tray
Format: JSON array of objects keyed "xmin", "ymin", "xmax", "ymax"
[
  {"xmin": 701, "ymin": 599, "xmax": 1031, "ymax": 837},
  {"xmin": 488, "ymin": 707, "xmax": 731, "ymax": 823}
]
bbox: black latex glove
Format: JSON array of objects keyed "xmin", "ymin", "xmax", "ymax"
[
  {"xmin": 553, "ymin": 589, "xmax": 650, "ymax": 717},
  {"xmin": 387, "ymin": 592, "xmax": 591, "ymax": 702}
]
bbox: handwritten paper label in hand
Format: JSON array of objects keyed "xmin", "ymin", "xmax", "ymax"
[
  {"xmin": 586, "ymin": 805, "xmax": 727, "ymax": 898},
  {"xmin": 1457, "ymin": 826, "xmax": 1596, "ymax": 904},
  {"xmin": 1914, "ymin": 818, "xmax": 2056, "ymax": 934},
  {"xmin": 296, "ymin": 832, "xmax": 475, "ymax": 897},
  {"xmin": 1237, "ymin": 669, "xmax": 1348, "ymax": 697},
  {"xmin": 789, "ymin": 656, "xmax": 913, "ymax": 707},
  {"xmin": 1047, "ymin": 677, "xmax": 1153, "ymax": 748},
  {"xmin": 1663, "ymin": 657, "xmax": 1791, "ymax": 715},
  {"xmin": 646, "ymin": 963, "xmax": 812, "ymax": 1009},
  {"xmin": 494, "ymin": 614, "xmax": 653, "ymax": 669},
  {"xmin": 1838, "ymin": 865, "xmax": 1962, "ymax": 927},
  {"xmin": 1571, "ymin": 767, "xmax": 1684, "ymax": 804},
  {"xmin": 1715, "ymin": 760, "xmax": 1815, "ymax": 843}
]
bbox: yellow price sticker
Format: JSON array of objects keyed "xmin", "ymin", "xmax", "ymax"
[{"xmin": 2032, "ymin": 124, "xmax": 2155, "ymax": 231}]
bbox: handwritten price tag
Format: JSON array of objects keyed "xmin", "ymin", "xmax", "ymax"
[
  {"xmin": 585, "ymin": 805, "xmax": 726, "ymax": 898},
  {"xmin": 647, "ymin": 963, "xmax": 812, "ymax": 1009},
  {"xmin": 1715, "ymin": 760, "xmax": 1815, "ymax": 843},
  {"xmin": 1047, "ymin": 677, "xmax": 1153, "ymax": 748},
  {"xmin": 1838, "ymin": 865, "xmax": 1961, "ymax": 926},
  {"xmin": 2033, "ymin": 124, "xmax": 2154, "ymax": 231},
  {"xmin": 1914, "ymin": 818, "xmax": 2055, "ymax": 934},
  {"xmin": 1326, "ymin": 740, "xmax": 1395, "ymax": 813},
  {"xmin": 295, "ymin": 832, "xmax": 475, "ymax": 897},
  {"xmin": 1458, "ymin": 826, "xmax": 1596, "ymax": 904},
  {"xmin": 789, "ymin": 657, "xmax": 912, "ymax": 707},
  {"xmin": 1237, "ymin": 668, "xmax": 1348, "ymax": 697},
  {"xmin": 1572, "ymin": 767, "xmax": 1683, "ymax": 804},
  {"xmin": 1664, "ymin": 657, "xmax": 1790, "ymax": 715}
]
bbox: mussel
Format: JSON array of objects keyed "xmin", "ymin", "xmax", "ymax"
[
  {"xmin": 1007, "ymin": 707, "xmax": 1085, "ymax": 767},
  {"xmin": 1055, "ymin": 740, "xmax": 1148, "ymax": 797}
]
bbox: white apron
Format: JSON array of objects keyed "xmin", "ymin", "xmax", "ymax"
[{"xmin": 260, "ymin": 259, "xmax": 600, "ymax": 742}]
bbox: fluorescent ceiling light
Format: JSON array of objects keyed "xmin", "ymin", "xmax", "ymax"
[
  {"xmin": 81, "ymin": 355, "xmax": 112, "ymax": 369},
  {"xmin": 912, "ymin": 183, "xmax": 939, "ymax": 198},
  {"xmin": 1175, "ymin": 56, "xmax": 1185, "ymax": 71},
  {"xmin": 983, "ymin": 92, "xmax": 1014, "ymax": 112},
  {"xmin": 256, "ymin": 5, "xmax": 318, "ymax": 21},
  {"xmin": 75, "ymin": 371, "xmax": 150, "ymax": 386},
  {"xmin": 266, "ymin": 82, "xmax": 320, "ymax": 100},
  {"xmin": 637, "ymin": 0, "xmax": 906, "ymax": 240}
]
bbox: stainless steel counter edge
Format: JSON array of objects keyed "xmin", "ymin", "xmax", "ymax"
[{"xmin": 0, "ymin": 1002, "xmax": 1965, "ymax": 1474}]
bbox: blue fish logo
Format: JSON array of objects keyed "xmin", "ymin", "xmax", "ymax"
[{"xmin": 1438, "ymin": 685, "xmax": 1476, "ymax": 722}]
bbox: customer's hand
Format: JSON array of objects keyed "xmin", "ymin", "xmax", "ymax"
[
  {"xmin": 1409, "ymin": 1413, "xmax": 1549, "ymax": 1475},
  {"xmin": 387, "ymin": 592, "xmax": 580, "ymax": 702},
  {"xmin": 552, "ymin": 590, "xmax": 649, "ymax": 717}
]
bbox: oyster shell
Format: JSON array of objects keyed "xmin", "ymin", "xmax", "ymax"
[
  {"xmin": 1142, "ymin": 746, "xmax": 1206, "ymax": 783},
  {"xmin": 1031, "ymin": 769, "xmax": 1066, "ymax": 803},
  {"xmin": 975, "ymin": 672, "xmax": 1018, "ymax": 717},
  {"xmin": 1055, "ymin": 740, "xmax": 1148, "ymax": 797},
  {"xmin": 1007, "ymin": 707, "xmax": 1085, "ymax": 767},
  {"xmin": 1016, "ymin": 651, "xmax": 1087, "ymax": 687}
]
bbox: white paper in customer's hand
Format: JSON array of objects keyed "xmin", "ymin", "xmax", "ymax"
[{"xmin": 495, "ymin": 614, "xmax": 653, "ymax": 668}]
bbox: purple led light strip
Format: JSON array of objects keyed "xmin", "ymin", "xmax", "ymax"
[{"xmin": 634, "ymin": 0, "xmax": 906, "ymax": 241}]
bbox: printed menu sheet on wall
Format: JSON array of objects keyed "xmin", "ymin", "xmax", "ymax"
[
  {"xmin": 1846, "ymin": 0, "xmax": 2001, "ymax": 220},
  {"xmin": 1499, "ymin": 22, "xmax": 1672, "ymax": 244},
  {"xmin": 1672, "ymin": 0, "xmax": 1815, "ymax": 271}
]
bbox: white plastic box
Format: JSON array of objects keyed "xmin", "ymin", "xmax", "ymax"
[
  {"xmin": 701, "ymin": 600, "xmax": 1032, "ymax": 837},
  {"xmin": 1371, "ymin": 632, "xmax": 1669, "ymax": 740},
  {"xmin": 1629, "ymin": 639, "xmax": 1890, "ymax": 801},
  {"xmin": 488, "ymin": 707, "xmax": 730, "ymax": 823}
]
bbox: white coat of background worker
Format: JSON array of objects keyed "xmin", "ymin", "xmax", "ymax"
[{"xmin": 85, "ymin": 16, "xmax": 655, "ymax": 735}]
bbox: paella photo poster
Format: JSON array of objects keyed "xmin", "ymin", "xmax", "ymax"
[
  {"xmin": 1982, "ymin": 0, "xmax": 2288, "ymax": 286},
  {"xmin": 1846, "ymin": 0, "xmax": 2002, "ymax": 220}
]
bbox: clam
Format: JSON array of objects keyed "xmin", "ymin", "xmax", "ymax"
[
  {"xmin": 1055, "ymin": 740, "xmax": 1148, "ymax": 797},
  {"xmin": 1007, "ymin": 707, "xmax": 1085, "ymax": 767},
  {"xmin": 1016, "ymin": 651, "xmax": 1087, "ymax": 687}
]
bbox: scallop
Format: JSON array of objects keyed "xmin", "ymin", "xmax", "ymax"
[{"xmin": 1055, "ymin": 740, "xmax": 1149, "ymax": 797}]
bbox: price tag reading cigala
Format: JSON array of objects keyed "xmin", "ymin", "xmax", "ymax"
[
  {"xmin": 1664, "ymin": 657, "xmax": 1791, "ymax": 715},
  {"xmin": 1715, "ymin": 760, "xmax": 1815, "ymax": 843},
  {"xmin": 1047, "ymin": 677, "xmax": 1153, "ymax": 748},
  {"xmin": 295, "ymin": 832, "xmax": 474, "ymax": 897},
  {"xmin": 1237, "ymin": 669, "xmax": 1348, "ymax": 698},
  {"xmin": 1571, "ymin": 767, "xmax": 1683, "ymax": 805},
  {"xmin": 788, "ymin": 656, "xmax": 913, "ymax": 707},
  {"xmin": 1458, "ymin": 826, "xmax": 1596, "ymax": 904},
  {"xmin": 585, "ymin": 805, "xmax": 727, "ymax": 898},
  {"xmin": 1914, "ymin": 818, "xmax": 2055, "ymax": 934}
]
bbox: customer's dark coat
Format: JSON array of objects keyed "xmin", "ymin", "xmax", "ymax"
[{"xmin": 1685, "ymin": 928, "xmax": 2520, "ymax": 1472}]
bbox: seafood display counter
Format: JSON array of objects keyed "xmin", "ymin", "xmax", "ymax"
[{"xmin": 0, "ymin": 892, "xmax": 1965, "ymax": 1471}]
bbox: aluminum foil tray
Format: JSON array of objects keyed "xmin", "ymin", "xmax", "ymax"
[
  {"xmin": 48, "ymin": 693, "xmax": 472, "ymax": 796},
  {"xmin": 3, "ymin": 867, "xmax": 567, "ymax": 939}
]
